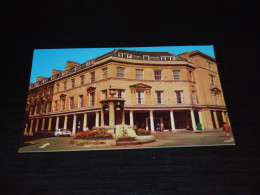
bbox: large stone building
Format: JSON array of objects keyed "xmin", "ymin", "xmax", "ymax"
[{"xmin": 23, "ymin": 49, "xmax": 231, "ymax": 136}]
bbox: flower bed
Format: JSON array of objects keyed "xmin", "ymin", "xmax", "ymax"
[
  {"xmin": 135, "ymin": 128, "xmax": 151, "ymax": 136},
  {"xmin": 74, "ymin": 130, "xmax": 113, "ymax": 139}
]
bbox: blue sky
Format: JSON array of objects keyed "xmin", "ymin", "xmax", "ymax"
[{"xmin": 30, "ymin": 45, "xmax": 215, "ymax": 83}]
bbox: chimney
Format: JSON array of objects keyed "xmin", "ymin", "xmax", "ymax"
[
  {"xmin": 36, "ymin": 76, "xmax": 47, "ymax": 82},
  {"xmin": 52, "ymin": 69, "xmax": 62, "ymax": 76},
  {"xmin": 64, "ymin": 60, "xmax": 80, "ymax": 71}
]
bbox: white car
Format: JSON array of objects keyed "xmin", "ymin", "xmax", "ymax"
[{"xmin": 54, "ymin": 128, "xmax": 72, "ymax": 137}]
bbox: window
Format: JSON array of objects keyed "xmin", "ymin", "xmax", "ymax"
[
  {"xmin": 189, "ymin": 71, "xmax": 194, "ymax": 81},
  {"xmin": 116, "ymin": 89, "xmax": 125, "ymax": 98},
  {"xmin": 101, "ymin": 90, "xmax": 107, "ymax": 100},
  {"xmin": 192, "ymin": 91, "xmax": 197, "ymax": 104},
  {"xmin": 136, "ymin": 69, "xmax": 144, "ymax": 80},
  {"xmin": 154, "ymin": 70, "xmax": 162, "ymax": 80},
  {"xmin": 208, "ymin": 61, "xmax": 213, "ymax": 70},
  {"xmin": 36, "ymin": 105, "xmax": 40, "ymax": 114},
  {"xmin": 69, "ymin": 97, "xmax": 74, "ymax": 109},
  {"xmin": 210, "ymin": 75, "xmax": 217, "ymax": 85},
  {"xmin": 161, "ymin": 56, "xmax": 175, "ymax": 61},
  {"xmin": 143, "ymin": 55, "xmax": 150, "ymax": 60},
  {"xmin": 117, "ymin": 67, "xmax": 125, "ymax": 78},
  {"xmin": 47, "ymin": 103, "xmax": 51, "ymax": 112},
  {"xmin": 80, "ymin": 75, "xmax": 85, "ymax": 86},
  {"xmin": 118, "ymin": 52, "xmax": 132, "ymax": 58},
  {"xmin": 56, "ymin": 84, "xmax": 59, "ymax": 92},
  {"xmin": 175, "ymin": 91, "xmax": 184, "ymax": 104},
  {"xmin": 43, "ymin": 88, "xmax": 46, "ymax": 96},
  {"xmin": 102, "ymin": 68, "xmax": 107, "ymax": 79},
  {"xmin": 136, "ymin": 91, "xmax": 145, "ymax": 104},
  {"xmin": 91, "ymin": 72, "xmax": 95, "ymax": 83},
  {"xmin": 156, "ymin": 91, "xmax": 164, "ymax": 104},
  {"xmin": 78, "ymin": 95, "xmax": 83, "ymax": 108},
  {"xmin": 89, "ymin": 92, "xmax": 95, "ymax": 106},
  {"xmin": 54, "ymin": 101, "xmax": 58, "ymax": 111},
  {"xmin": 63, "ymin": 81, "xmax": 67, "ymax": 90},
  {"xmin": 61, "ymin": 99, "xmax": 65, "ymax": 110},
  {"xmin": 49, "ymin": 86, "xmax": 53, "ymax": 95},
  {"xmin": 71, "ymin": 79, "xmax": 75, "ymax": 88},
  {"xmin": 213, "ymin": 93, "xmax": 220, "ymax": 105},
  {"xmin": 173, "ymin": 70, "xmax": 182, "ymax": 80}
]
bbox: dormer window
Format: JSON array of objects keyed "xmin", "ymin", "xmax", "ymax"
[
  {"xmin": 143, "ymin": 55, "xmax": 150, "ymax": 60},
  {"xmin": 118, "ymin": 52, "xmax": 132, "ymax": 58},
  {"xmin": 161, "ymin": 56, "xmax": 175, "ymax": 61}
]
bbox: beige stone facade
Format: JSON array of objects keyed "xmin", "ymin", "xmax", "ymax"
[{"xmin": 24, "ymin": 49, "xmax": 231, "ymax": 136}]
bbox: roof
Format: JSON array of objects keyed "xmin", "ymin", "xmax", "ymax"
[
  {"xmin": 179, "ymin": 50, "xmax": 216, "ymax": 62},
  {"xmin": 116, "ymin": 49, "xmax": 174, "ymax": 57}
]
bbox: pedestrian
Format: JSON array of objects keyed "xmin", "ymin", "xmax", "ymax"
[
  {"xmin": 160, "ymin": 122, "xmax": 164, "ymax": 132},
  {"xmin": 196, "ymin": 122, "xmax": 202, "ymax": 132},
  {"xmin": 223, "ymin": 122, "xmax": 231, "ymax": 137},
  {"xmin": 156, "ymin": 123, "xmax": 160, "ymax": 132}
]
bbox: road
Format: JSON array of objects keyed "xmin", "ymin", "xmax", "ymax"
[{"xmin": 18, "ymin": 130, "xmax": 235, "ymax": 153}]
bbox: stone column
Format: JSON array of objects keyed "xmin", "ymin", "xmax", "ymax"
[
  {"xmin": 48, "ymin": 117, "xmax": 52, "ymax": 131},
  {"xmin": 221, "ymin": 111, "xmax": 227, "ymax": 123},
  {"xmin": 55, "ymin": 116, "xmax": 60, "ymax": 129},
  {"xmin": 83, "ymin": 113, "xmax": 88, "ymax": 130},
  {"xmin": 226, "ymin": 113, "xmax": 231, "ymax": 126},
  {"xmin": 190, "ymin": 110, "xmax": 197, "ymax": 131},
  {"xmin": 101, "ymin": 107, "xmax": 104, "ymax": 126},
  {"xmin": 121, "ymin": 109, "xmax": 125, "ymax": 125},
  {"xmin": 149, "ymin": 110, "xmax": 155, "ymax": 132},
  {"xmin": 64, "ymin": 115, "xmax": 68, "ymax": 130},
  {"xmin": 35, "ymin": 118, "xmax": 40, "ymax": 132},
  {"xmin": 213, "ymin": 111, "xmax": 220, "ymax": 129},
  {"xmin": 24, "ymin": 123, "xmax": 28, "ymax": 135},
  {"xmin": 146, "ymin": 118, "xmax": 149, "ymax": 130},
  {"xmin": 170, "ymin": 110, "xmax": 175, "ymax": 130},
  {"xmin": 29, "ymin": 119, "xmax": 34, "ymax": 136},
  {"xmin": 72, "ymin": 114, "xmax": 77, "ymax": 135},
  {"xmin": 95, "ymin": 111, "xmax": 100, "ymax": 127},
  {"xmin": 109, "ymin": 102, "xmax": 115, "ymax": 126},
  {"xmin": 130, "ymin": 110, "xmax": 134, "ymax": 126},
  {"xmin": 42, "ymin": 118, "xmax": 45, "ymax": 130},
  {"xmin": 198, "ymin": 110, "xmax": 204, "ymax": 130}
]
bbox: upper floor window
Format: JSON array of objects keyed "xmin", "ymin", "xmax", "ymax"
[
  {"xmin": 56, "ymin": 84, "xmax": 59, "ymax": 92},
  {"xmin": 80, "ymin": 75, "xmax": 85, "ymax": 86},
  {"xmin": 43, "ymin": 88, "xmax": 46, "ymax": 96},
  {"xmin": 156, "ymin": 91, "xmax": 164, "ymax": 104},
  {"xmin": 173, "ymin": 70, "xmax": 182, "ymax": 80},
  {"xmin": 71, "ymin": 79, "xmax": 75, "ymax": 88},
  {"xmin": 101, "ymin": 90, "xmax": 107, "ymax": 100},
  {"xmin": 49, "ymin": 86, "xmax": 53, "ymax": 95},
  {"xmin": 136, "ymin": 91, "xmax": 145, "ymax": 104},
  {"xmin": 61, "ymin": 99, "xmax": 65, "ymax": 110},
  {"xmin": 117, "ymin": 67, "xmax": 125, "ymax": 78},
  {"xmin": 189, "ymin": 71, "xmax": 194, "ymax": 81},
  {"xmin": 136, "ymin": 69, "xmax": 144, "ymax": 80},
  {"xmin": 89, "ymin": 92, "xmax": 95, "ymax": 106},
  {"xmin": 63, "ymin": 81, "xmax": 67, "ymax": 90},
  {"xmin": 78, "ymin": 95, "xmax": 83, "ymax": 108},
  {"xmin": 212, "ymin": 93, "xmax": 221, "ymax": 105},
  {"xmin": 115, "ymin": 89, "xmax": 125, "ymax": 98},
  {"xmin": 102, "ymin": 68, "xmax": 107, "ymax": 79},
  {"xmin": 118, "ymin": 52, "xmax": 132, "ymax": 58},
  {"xmin": 175, "ymin": 90, "xmax": 184, "ymax": 104},
  {"xmin": 91, "ymin": 72, "xmax": 95, "ymax": 83},
  {"xmin": 143, "ymin": 55, "xmax": 150, "ymax": 60},
  {"xmin": 192, "ymin": 91, "xmax": 197, "ymax": 104},
  {"xmin": 69, "ymin": 97, "xmax": 74, "ymax": 109},
  {"xmin": 208, "ymin": 61, "xmax": 213, "ymax": 70},
  {"xmin": 209, "ymin": 74, "xmax": 217, "ymax": 86},
  {"xmin": 54, "ymin": 100, "xmax": 58, "ymax": 111},
  {"xmin": 161, "ymin": 56, "xmax": 175, "ymax": 61},
  {"xmin": 154, "ymin": 70, "xmax": 162, "ymax": 80},
  {"xmin": 47, "ymin": 102, "xmax": 51, "ymax": 112}
]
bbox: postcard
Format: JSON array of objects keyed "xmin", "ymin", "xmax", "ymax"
[{"xmin": 19, "ymin": 45, "xmax": 235, "ymax": 152}]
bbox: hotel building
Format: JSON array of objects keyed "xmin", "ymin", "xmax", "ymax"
[{"xmin": 23, "ymin": 49, "xmax": 231, "ymax": 136}]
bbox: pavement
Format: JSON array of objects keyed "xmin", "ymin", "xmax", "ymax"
[{"xmin": 18, "ymin": 129, "xmax": 235, "ymax": 153}]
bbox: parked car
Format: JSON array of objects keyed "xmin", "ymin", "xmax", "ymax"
[
  {"xmin": 53, "ymin": 128, "xmax": 72, "ymax": 137},
  {"xmin": 34, "ymin": 129, "xmax": 50, "ymax": 137}
]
